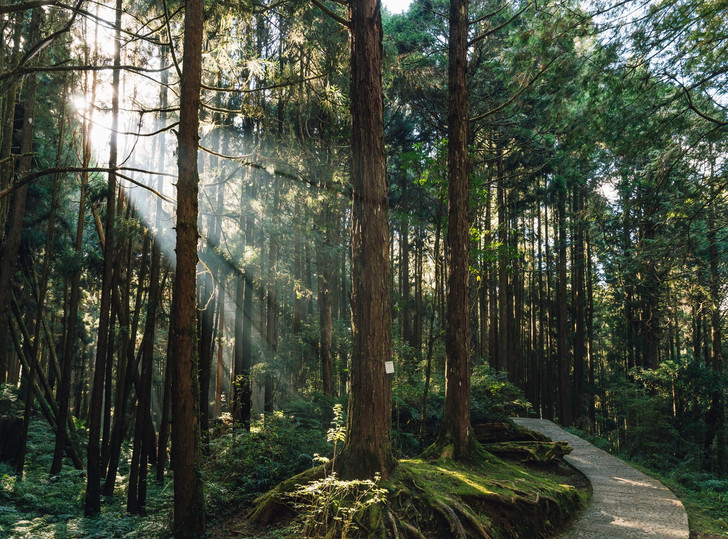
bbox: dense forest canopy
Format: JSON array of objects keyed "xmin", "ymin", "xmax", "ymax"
[{"xmin": 1, "ymin": 0, "xmax": 727, "ymax": 534}]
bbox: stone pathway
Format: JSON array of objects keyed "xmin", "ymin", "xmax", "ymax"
[{"xmin": 511, "ymin": 418, "xmax": 690, "ymax": 538}]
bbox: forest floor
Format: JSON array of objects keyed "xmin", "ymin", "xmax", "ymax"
[
  {"xmin": 2, "ymin": 387, "xmax": 716, "ymax": 539},
  {"xmin": 1, "ymin": 410, "xmax": 589, "ymax": 538},
  {"xmin": 513, "ymin": 418, "xmax": 691, "ymax": 538},
  {"xmin": 213, "ymin": 430, "xmax": 591, "ymax": 538}
]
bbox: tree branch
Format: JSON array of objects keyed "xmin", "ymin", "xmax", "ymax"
[
  {"xmin": 469, "ymin": 51, "xmax": 563, "ymax": 123},
  {"xmin": 0, "ymin": 0, "xmax": 60, "ymax": 14},
  {"xmin": 0, "ymin": 167, "xmax": 175, "ymax": 201},
  {"xmin": 469, "ymin": 2, "xmax": 532, "ymax": 46},
  {"xmin": 675, "ymin": 77, "xmax": 728, "ymax": 127},
  {"xmin": 310, "ymin": 0, "xmax": 350, "ymax": 28},
  {"xmin": 200, "ymin": 71, "xmax": 328, "ymax": 95},
  {"xmin": 469, "ymin": 1, "xmax": 509, "ymax": 26}
]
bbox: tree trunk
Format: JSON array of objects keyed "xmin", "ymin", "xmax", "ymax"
[
  {"xmin": 317, "ymin": 196, "xmax": 334, "ymax": 397},
  {"xmin": 497, "ymin": 158, "xmax": 508, "ymax": 374},
  {"xmin": 338, "ymin": 0, "xmax": 395, "ymax": 480},
  {"xmin": 542, "ymin": 187, "xmax": 554, "ymax": 421},
  {"xmin": 0, "ymin": 9, "xmax": 40, "ymax": 386},
  {"xmin": 556, "ymin": 182, "xmax": 572, "ymax": 426},
  {"xmin": 129, "ymin": 230, "xmax": 158, "ymax": 514},
  {"xmin": 51, "ymin": 147, "xmax": 88, "ymax": 475},
  {"xmin": 85, "ymin": 0, "xmax": 121, "ymax": 514},
  {"xmin": 169, "ymin": 0, "xmax": 206, "ymax": 530},
  {"xmin": 707, "ymin": 194, "xmax": 725, "ymax": 473},
  {"xmin": 585, "ymin": 223, "xmax": 596, "ymax": 429},
  {"xmin": 436, "ymin": 0, "xmax": 472, "ymax": 459},
  {"xmin": 233, "ymin": 276, "xmax": 245, "ymax": 424},
  {"xmin": 572, "ymin": 183, "xmax": 586, "ymax": 424},
  {"xmin": 215, "ymin": 287, "xmax": 225, "ymax": 417},
  {"xmin": 0, "ymin": 17, "xmax": 23, "ymax": 253},
  {"xmin": 264, "ymin": 177, "xmax": 280, "ymax": 413},
  {"xmin": 156, "ymin": 343, "xmax": 172, "ymax": 483},
  {"xmin": 16, "ymin": 76, "xmax": 67, "ymax": 477}
]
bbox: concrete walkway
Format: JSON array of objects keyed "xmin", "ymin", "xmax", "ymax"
[{"xmin": 511, "ymin": 418, "xmax": 690, "ymax": 538}]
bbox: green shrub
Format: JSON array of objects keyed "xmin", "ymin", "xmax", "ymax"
[
  {"xmin": 470, "ymin": 365, "xmax": 532, "ymax": 423},
  {"xmin": 205, "ymin": 411, "xmax": 331, "ymax": 520}
]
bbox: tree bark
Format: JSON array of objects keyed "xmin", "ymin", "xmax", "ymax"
[
  {"xmin": 129, "ymin": 231, "xmax": 157, "ymax": 514},
  {"xmin": 572, "ymin": 183, "xmax": 586, "ymax": 424},
  {"xmin": 16, "ymin": 88, "xmax": 66, "ymax": 477},
  {"xmin": 51, "ymin": 142, "xmax": 88, "ymax": 475},
  {"xmin": 317, "ymin": 195, "xmax": 334, "ymax": 397},
  {"xmin": 497, "ymin": 158, "xmax": 508, "ymax": 374},
  {"xmin": 436, "ymin": 0, "xmax": 472, "ymax": 459},
  {"xmin": 337, "ymin": 0, "xmax": 395, "ymax": 480},
  {"xmin": 169, "ymin": 0, "xmax": 206, "ymax": 529},
  {"xmin": 0, "ymin": 9, "xmax": 40, "ymax": 386},
  {"xmin": 85, "ymin": 0, "xmax": 121, "ymax": 514},
  {"xmin": 707, "ymin": 193, "xmax": 725, "ymax": 473},
  {"xmin": 556, "ymin": 182, "xmax": 572, "ymax": 426}
]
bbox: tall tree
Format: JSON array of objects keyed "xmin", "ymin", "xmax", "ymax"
[
  {"xmin": 337, "ymin": 0, "xmax": 396, "ymax": 480},
  {"xmin": 0, "ymin": 8, "xmax": 41, "ymax": 386},
  {"xmin": 555, "ymin": 179, "xmax": 572, "ymax": 426},
  {"xmin": 435, "ymin": 0, "xmax": 472, "ymax": 458},
  {"xmin": 168, "ymin": 0, "xmax": 205, "ymax": 530},
  {"xmin": 85, "ymin": 0, "xmax": 121, "ymax": 514}
]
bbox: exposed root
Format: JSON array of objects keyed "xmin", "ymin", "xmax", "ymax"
[
  {"xmin": 398, "ymin": 519, "xmax": 427, "ymax": 539},
  {"xmin": 435, "ymin": 499, "xmax": 467, "ymax": 539},
  {"xmin": 450, "ymin": 501, "xmax": 492, "ymax": 539},
  {"xmin": 387, "ymin": 510, "xmax": 401, "ymax": 539},
  {"xmin": 240, "ymin": 456, "xmax": 583, "ymax": 538}
]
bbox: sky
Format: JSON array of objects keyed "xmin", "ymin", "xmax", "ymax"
[{"xmin": 382, "ymin": 0, "xmax": 412, "ymax": 14}]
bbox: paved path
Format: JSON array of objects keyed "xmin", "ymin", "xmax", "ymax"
[{"xmin": 511, "ymin": 418, "xmax": 689, "ymax": 538}]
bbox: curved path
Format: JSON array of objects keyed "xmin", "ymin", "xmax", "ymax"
[{"xmin": 511, "ymin": 418, "xmax": 689, "ymax": 538}]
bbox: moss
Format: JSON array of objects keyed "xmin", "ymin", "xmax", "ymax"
[
  {"xmin": 392, "ymin": 456, "xmax": 586, "ymax": 537},
  {"xmin": 238, "ymin": 451, "xmax": 586, "ymax": 538},
  {"xmin": 245, "ymin": 466, "xmax": 325, "ymax": 526}
]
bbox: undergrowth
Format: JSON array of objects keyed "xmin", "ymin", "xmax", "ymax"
[
  {"xmin": 204, "ymin": 410, "xmax": 332, "ymax": 523},
  {"xmin": 0, "ymin": 417, "xmax": 172, "ymax": 538},
  {"xmin": 0, "ymin": 401, "xmax": 329, "ymax": 537},
  {"xmin": 243, "ymin": 404, "xmax": 585, "ymax": 538}
]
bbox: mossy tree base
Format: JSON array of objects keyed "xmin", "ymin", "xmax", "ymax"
[
  {"xmin": 420, "ymin": 430, "xmax": 491, "ymax": 464},
  {"xmin": 245, "ymin": 466, "xmax": 326, "ymax": 526},
  {"xmin": 239, "ymin": 454, "xmax": 585, "ymax": 538}
]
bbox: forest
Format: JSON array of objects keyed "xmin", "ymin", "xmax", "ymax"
[{"xmin": 1, "ymin": 0, "xmax": 727, "ymax": 535}]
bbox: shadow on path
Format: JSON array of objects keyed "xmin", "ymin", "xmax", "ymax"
[{"xmin": 511, "ymin": 418, "xmax": 689, "ymax": 538}]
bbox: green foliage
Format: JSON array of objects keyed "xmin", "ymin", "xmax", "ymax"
[
  {"xmin": 470, "ymin": 366, "xmax": 532, "ymax": 423},
  {"xmin": 593, "ymin": 359, "xmax": 726, "ymax": 473},
  {"xmin": 0, "ymin": 415, "xmax": 166, "ymax": 538},
  {"xmin": 286, "ymin": 405, "xmax": 387, "ymax": 538},
  {"xmin": 389, "ymin": 367, "xmax": 531, "ymax": 457},
  {"xmin": 288, "ymin": 473, "xmax": 386, "ymax": 538},
  {"xmin": 391, "ymin": 376, "xmax": 444, "ymax": 455},
  {"xmin": 205, "ymin": 411, "xmax": 331, "ymax": 521}
]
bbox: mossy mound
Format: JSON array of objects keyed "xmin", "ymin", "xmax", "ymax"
[
  {"xmin": 229, "ymin": 451, "xmax": 586, "ymax": 538},
  {"xmin": 385, "ymin": 456, "xmax": 583, "ymax": 538}
]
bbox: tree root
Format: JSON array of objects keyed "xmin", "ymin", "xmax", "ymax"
[
  {"xmin": 450, "ymin": 501, "xmax": 492, "ymax": 539},
  {"xmin": 434, "ymin": 499, "xmax": 467, "ymax": 539},
  {"xmin": 398, "ymin": 519, "xmax": 427, "ymax": 539},
  {"xmin": 387, "ymin": 510, "xmax": 401, "ymax": 539}
]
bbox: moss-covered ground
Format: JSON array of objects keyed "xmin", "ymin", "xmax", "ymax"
[
  {"xmin": 222, "ymin": 449, "xmax": 589, "ymax": 538},
  {"xmin": 0, "ymin": 384, "xmax": 588, "ymax": 538},
  {"xmin": 0, "ymin": 390, "xmax": 172, "ymax": 538}
]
